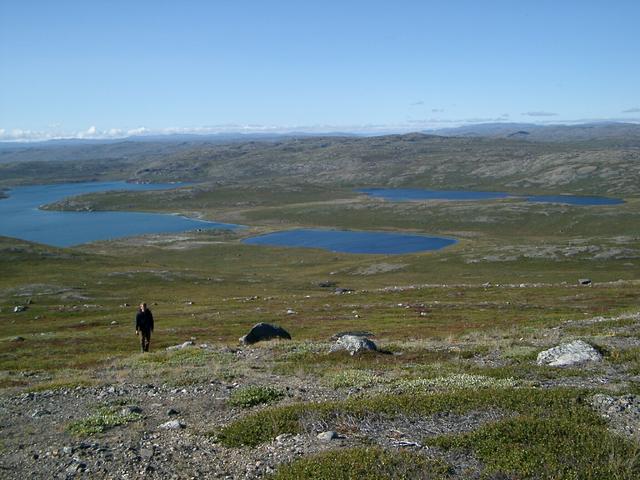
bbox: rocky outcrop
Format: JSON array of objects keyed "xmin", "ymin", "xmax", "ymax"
[
  {"xmin": 239, "ymin": 323, "xmax": 291, "ymax": 345},
  {"xmin": 330, "ymin": 334, "xmax": 378, "ymax": 355},
  {"xmin": 536, "ymin": 340, "xmax": 602, "ymax": 367}
]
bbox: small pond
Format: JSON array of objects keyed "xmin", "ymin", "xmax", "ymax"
[
  {"xmin": 242, "ymin": 229, "xmax": 456, "ymax": 254},
  {"xmin": 0, "ymin": 181, "xmax": 239, "ymax": 247},
  {"xmin": 358, "ymin": 188, "xmax": 624, "ymax": 205}
]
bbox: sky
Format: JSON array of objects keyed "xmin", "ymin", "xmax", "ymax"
[{"xmin": 1, "ymin": 0, "xmax": 639, "ymax": 141}]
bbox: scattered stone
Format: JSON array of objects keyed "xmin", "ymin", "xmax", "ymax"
[
  {"xmin": 334, "ymin": 287, "xmax": 354, "ymax": 294},
  {"xmin": 110, "ymin": 321, "xmax": 118, "ymax": 325},
  {"xmin": 166, "ymin": 341, "xmax": 195, "ymax": 351},
  {"xmin": 9, "ymin": 336, "xmax": 25, "ymax": 342},
  {"xmin": 330, "ymin": 334, "xmax": 378, "ymax": 355},
  {"xmin": 317, "ymin": 430, "xmax": 340, "ymax": 441},
  {"xmin": 286, "ymin": 308, "xmax": 296, "ymax": 315},
  {"xmin": 318, "ymin": 281, "xmax": 337, "ymax": 288},
  {"xmin": 13, "ymin": 305, "xmax": 26, "ymax": 313},
  {"xmin": 166, "ymin": 408, "xmax": 179, "ymax": 416},
  {"xmin": 158, "ymin": 420, "xmax": 185, "ymax": 430},
  {"xmin": 578, "ymin": 278, "xmax": 592, "ymax": 286},
  {"xmin": 536, "ymin": 340, "xmax": 602, "ymax": 367},
  {"xmin": 239, "ymin": 323, "xmax": 291, "ymax": 345}
]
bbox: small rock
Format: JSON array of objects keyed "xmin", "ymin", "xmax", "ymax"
[
  {"xmin": 110, "ymin": 321, "xmax": 118, "ymax": 325},
  {"xmin": 120, "ymin": 406, "xmax": 142, "ymax": 415},
  {"xmin": 31, "ymin": 408, "xmax": 51, "ymax": 417},
  {"xmin": 578, "ymin": 278, "xmax": 592, "ymax": 286},
  {"xmin": 159, "ymin": 420, "xmax": 185, "ymax": 430},
  {"xmin": 140, "ymin": 448, "xmax": 154, "ymax": 460},
  {"xmin": 167, "ymin": 408, "xmax": 179, "ymax": 416},
  {"xmin": 9, "ymin": 336, "xmax": 25, "ymax": 342},
  {"xmin": 166, "ymin": 341, "xmax": 195, "ymax": 351},
  {"xmin": 317, "ymin": 431, "xmax": 340, "ymax": 441},
  {"xmin": 334, "ymin": 287, "xmax": 354, "ymax": 295},
  {"xmin": 13, "ymin": 305, "xmax": 26, "ymax": 313}
]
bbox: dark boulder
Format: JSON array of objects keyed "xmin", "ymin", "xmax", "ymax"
[{"xmin": 239, "ymin": 322, "xmax": 291, "ymax": 345}]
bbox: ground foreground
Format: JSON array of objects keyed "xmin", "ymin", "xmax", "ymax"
[{"xmin": 1, "ymin": 232, "xmax": 639, "ymax": 478}]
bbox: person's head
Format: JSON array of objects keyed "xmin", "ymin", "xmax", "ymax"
[{"xmin": 139, "ymin": 303, "xmax": 147, "ymax": 312}]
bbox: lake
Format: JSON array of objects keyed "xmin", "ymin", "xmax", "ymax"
[
  {"xmin": 0, "ymin": 181, "xmax": 239, "ymax": 247},
  {"xmin": 242, "ymin": 229, "xmax": 456, "ymax": 254},
  {"xmin": 359, "ymin": 188, "xmax": 624, "ymax": 205}
]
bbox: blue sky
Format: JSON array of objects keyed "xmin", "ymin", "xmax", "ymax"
[{"xmin": 1, "ymin": 0, "xmax": 639, "ymax": 140}]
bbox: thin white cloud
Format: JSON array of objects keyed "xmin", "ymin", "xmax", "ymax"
[
  {"xmin": 622, "ymin": 107, "xmax": 640, "ymax": 113},
  {"xmin": 1, "ymin": 117, "xmax": 639, "ymax": 143},
  {"xmin": 410, "ymin": 100, "xmax": 424, "ymax": 106},
  {"xmin": 522, "ymin": 111, "xmax": 558, "ymax": 117}
]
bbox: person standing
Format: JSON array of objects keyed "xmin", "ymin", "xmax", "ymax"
[{"xmin": 135, "ymin": 303, "xmax": 154, "ymax": 352}]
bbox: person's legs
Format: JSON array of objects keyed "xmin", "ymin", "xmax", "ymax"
[{"xmin": 142, "ymin": 330, "xmax": 151, "ymax": 352}]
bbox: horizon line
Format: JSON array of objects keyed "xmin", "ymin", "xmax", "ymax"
[{"xmin": 1, "ymin": 118, "xmax": 640, "ymax": 144}]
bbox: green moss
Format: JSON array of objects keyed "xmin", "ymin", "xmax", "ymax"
[
  {"xmin": 392, "ymin": 374, "xmax": 518, "ymax": 393},
  {"xmin": 327, "ymin": 369, "xmax": 385, "ymax": 389},
  {"xmin": 268, "ymin": 447, "xmax": 452, "ymax": 480}
]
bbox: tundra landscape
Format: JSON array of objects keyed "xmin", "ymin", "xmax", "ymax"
[{"xmin": 1, "ymin": 127, "xmax": 639, "ymax": 478}]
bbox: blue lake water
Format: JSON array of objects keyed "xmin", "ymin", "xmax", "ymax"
[
  {"xmin": 243, "ymin": 229, "xmax": 457, "ymax": 254},
  {"xmin": 0, "ymin": 181, "xmax": 239, "ymax": 247},
  {"xmin": 359, "ymin": 188, "xmax": 624, "ymax": 205}
]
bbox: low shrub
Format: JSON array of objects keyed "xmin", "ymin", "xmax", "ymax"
[
  {"xmin": 67, "ymin": 406, "xmax": 142, "ymax": 436},
  {"xmin": 228, "ymin": 385, "xmax": 285, "ymax": 408},
  {"xmin": 268, "ymin": 447, "xmax": 452, "ymax": 479},
  {"xmin": 430, "ymin": 415, "xmax": 640, "ymax": 479}
]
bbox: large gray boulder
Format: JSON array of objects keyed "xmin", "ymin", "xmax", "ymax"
[
  {"xmin": 239, "ymin": 322, "xmax": 291, "ymax": 345},
  {"xmin": 536, "ymin": 340, "xmax": 602, "ymax": 367},
  {"xmin": 330, "ymin": 334, "xmax": 377, "ymax": 355}
]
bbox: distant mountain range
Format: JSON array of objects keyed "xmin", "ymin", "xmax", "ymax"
[
  {"xmin": 427, "ymin": 122, "xmax": 640, "ymax": 143},
  {"xmin": 2, "ymin": 127, "xmax": 639, "ymax": 197}
]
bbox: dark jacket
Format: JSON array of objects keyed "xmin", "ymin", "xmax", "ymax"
[{"xmin": 136, "ymin": 308, "xmax": 154, "ymax": 332}]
